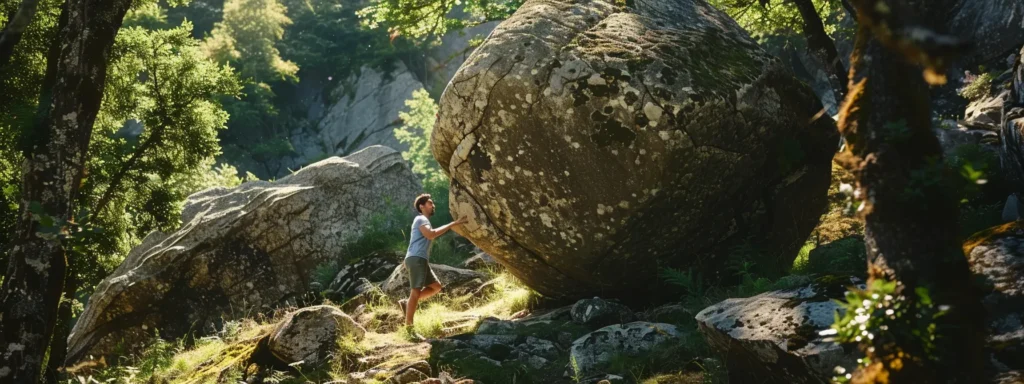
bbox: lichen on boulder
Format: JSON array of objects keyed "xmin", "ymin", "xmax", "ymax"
[{"xmin": 432, "ymin": 0, "xmax": 837, "ymax": 300}]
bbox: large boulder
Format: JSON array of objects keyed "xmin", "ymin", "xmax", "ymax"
[
  {"xmin": 695, "ymin": 277, "xmax": 863, "ymax": 384},
  {"xmin": 432, "ymin": 0, "xmax": 837, "ymax": 300},
  {"xmin": 67, "ymin": 146, "xmax": 420, "ymax": 364},
  {"xmin": 268, "ymin": 306, "xmax": 366, "ymax": 366}
]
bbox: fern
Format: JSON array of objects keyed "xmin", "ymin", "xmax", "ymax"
[{"xmin": 658, "ymin": 267, "xmax": 705, "ymax": 296}]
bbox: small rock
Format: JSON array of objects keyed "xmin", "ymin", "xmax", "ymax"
[
  {"xmin": 570, "ymin": 297, "xmax": 634, "ymax": 327},
  {"xmin": 517, "ymin": 336, "xmax": 560, "ymax": 360},
  {"xmin": 569, "ymin": 322, "xmax": 681, "ymax": 377},
  {"xmin": 267, "ymin": 306, "xmax": 365, "ymax": 366},
  {"xmin": 473, "ymin": 317, "xmax": 516, "ymax": 335},
  {"xmin": 387, "ymin": 361, "xmax": 432, "ymax": 384}
]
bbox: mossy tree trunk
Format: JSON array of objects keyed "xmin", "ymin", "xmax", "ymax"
[
  {"xmin": 837, "ymin": 0, "xmax": 986, "ymax": 382},
  {"xmin": 0, "ymin": 0, "xmax": 132, "ymax": 381}
]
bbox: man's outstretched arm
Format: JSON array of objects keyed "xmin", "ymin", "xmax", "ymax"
[{"xmin": 418, "ymin": 216, "xmax": 468, "ymax": 240}]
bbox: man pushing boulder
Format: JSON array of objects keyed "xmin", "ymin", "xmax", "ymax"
[{"xmin": 399, "ymin": 193, "xmax": 467, "ymax": 340}]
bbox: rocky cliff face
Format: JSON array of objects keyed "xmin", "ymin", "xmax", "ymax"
[
  {"xmin": 433, "ymin": 0, "xmax": 837, "ymax": 301},
  {"xmin": 66, "ymin": 146, "xmax": 420, "ymax": 364},
  {"xmin": 255, "ymin": 24, "xmax": 500, "ymax": 179}
]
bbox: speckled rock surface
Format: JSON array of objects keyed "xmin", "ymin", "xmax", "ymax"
[
  {"xmin": 569, "ymin": 322, "xmax": 682, "ymax": 376},
  {"xmin": 268, "ymin": 306, "xmax": 366, "ymax": 366},
  {"xmin": 695, "ymin": 277, "xmax": 863, "ymax": 384},
  {"xmin": 949, "ymin": 0, "xmax": 1024, "ymax": 67},
  {"xmin": 67, "ymin": 146, "xmax": 420, "ymax": 364},
  {"xmin": 432, "ymin": 0, "xmax": 837, "ymax": 299},
  {"xmin": 964, "ymin": 221, "xmax": 1024, "ymax": 371},
  {"xmin": 570, "ymin": 297, "xmax": 634, "ymax": 327}
]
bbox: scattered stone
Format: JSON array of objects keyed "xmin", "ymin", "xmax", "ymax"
[
  {"xmin": 329, "ymin": 255, "xmax": 399, "ymax": 297},
  {"xmin": 267, "ymin": 306, "xmax": 366, "ymax": 366},
  {"xmin": 570, "ymin": 297, "xmax": 635, "ymax": 327},
  {"xmin": 569, "ymin": 322, "xmax": 682, "ymax": 377}
]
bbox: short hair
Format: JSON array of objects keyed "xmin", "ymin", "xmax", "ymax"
[{"xmin": 414, "ymin": 194, "xmax": 432, "ymax": 213}]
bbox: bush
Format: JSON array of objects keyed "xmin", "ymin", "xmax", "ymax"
[{"xmin": 958, "ymin": 72, "xmax": 995, "ymax": 101}]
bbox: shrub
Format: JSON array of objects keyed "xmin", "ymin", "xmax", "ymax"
[{"xmin": 958, "ymin": 72, "xmax": 995, "ymax": 101}]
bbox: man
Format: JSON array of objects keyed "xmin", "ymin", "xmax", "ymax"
[{"xmin": 399, "ymin": 193, "xmax": 467, "ymax": 339}]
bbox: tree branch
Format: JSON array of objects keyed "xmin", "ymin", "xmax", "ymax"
[{"xmin": 0, "ymin": 0, "xmax": 41, "ymax": 69}]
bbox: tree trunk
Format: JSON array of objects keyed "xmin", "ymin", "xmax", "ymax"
[
  {"xmin": 838, "ymin": 0, "xmax": 986, "ymax": 382},
  {"xmin": 792, "ymin": 0, "xmax": 848, "ymax": 101},
  {"xmin": 0, "ymin": 0, "xmax": 41, "ymax": 68},
  {"xmin": 0, "ymin": 0, "xmax": 133, "ymax": 381},
  {"xmin": 41, "ymin": 272, "xmax": 74, "ymax": 384}
]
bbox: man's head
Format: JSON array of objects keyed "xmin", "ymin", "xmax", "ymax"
[{"xmin": 415, "ymin": 194, "xmax": 435, "ymax": 217}]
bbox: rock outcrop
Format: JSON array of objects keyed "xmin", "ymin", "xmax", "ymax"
[
  {"xmin": 268, "ymin": 306, "xmax": 366, "ymax": 366},
  {"xmin": 433, "ymin": 0, "xmax": 837, "ymax": 299},
  {"xmin": 695, "ymin": 277, "xmax": 863, "ymax": 384},
  {"xmin": 1001, "ymin": 46, "xmax": 1024, "ymax": 192},
  {"xmin": 949, "ymin": 0, "xmax": 1024, "ymax": 67},
  {"xmin": 964, "ymin": 221, "xmax": 1024, "ymax": 372},
  {"xmin": 67, "ymin": 146, "xmax": 420, "ymax": 364}
]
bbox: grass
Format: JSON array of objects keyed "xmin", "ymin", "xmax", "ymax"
[{"xmin": 80, "ymin": 268, "xmax": 538, "ymax": 383}]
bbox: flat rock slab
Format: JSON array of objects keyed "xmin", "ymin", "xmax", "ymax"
[{"xmin": 695, "ymin": 277, "xmax": 863, "ymax": 384}]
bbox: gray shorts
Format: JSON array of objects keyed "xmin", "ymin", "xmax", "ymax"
[{"xmin": 406, "ymin": 257, "xmax": 440, "ymax": 290}]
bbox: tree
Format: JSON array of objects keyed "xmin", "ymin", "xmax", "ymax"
[
  {"xmin": 202, "ymin": 0, "xmax": 299, "ymax": 171},
  {"xmin": 279, "ymin": 0, "xmax": 416, "ymax": 81},
  {"xmin": 0, "ymin": 0, "xmax": 40, "ymax": 67},
  {"xmin": 395, "ymin": 88, "xmax": 446, "ymax": 189},
  {"xmin": 708, "ymin": 0, "xmax": 850, "ymax": 105},
  {"xmin": 202, "ymin": 0, "xmax": 297, "ymax": 83},
  {"xmin": 828, "ymin": 0, "xmax": 985, "ymax": 382},
  {"xmin": 0, "ymin": 0, "xmax": 134, "ymax": 380},
  {"xmin": 40, "ymin": 21, "xmax": 241, "ymax": 379},
  {"xmin": 358, "ymin": 0, "xmax": 523, "ymax": 42},
  {"xmin": 0, "ymin": 0, "xmax": 63, "ymax": 251}
]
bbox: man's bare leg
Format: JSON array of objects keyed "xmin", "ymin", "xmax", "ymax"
[
  {"xmin": 405, "ymin": 288, "xmax": 421, "ymax": 326},
  {"xmin": 418, "ymin": 282, "xmax": 443, "ymax": 301}
]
